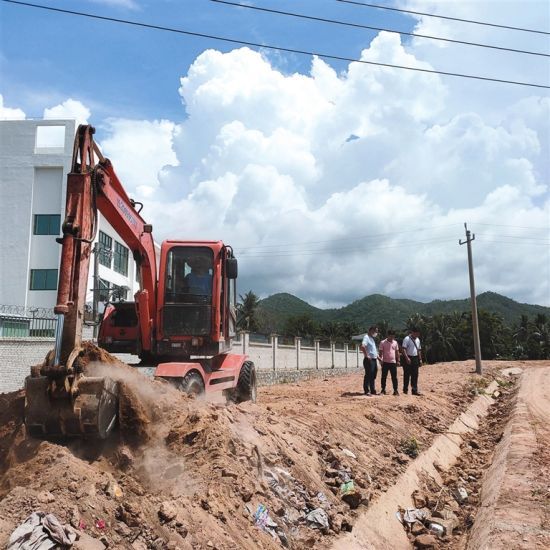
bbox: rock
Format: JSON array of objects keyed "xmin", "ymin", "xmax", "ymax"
[
  {"xmin": 116, "ymin": 446, "xmax": 134, "ymax": 469},
  {"xmin": 105, "ymin": 482, "xmax": 123, "ymax": 500},
  {"xmin": 341, "ymin": 489, "xmax": 362, "ymax": 509},
  {"xmin": 469, "ymin": 439, "xmax": 480, "ymax": 450},
  {"xmin": 395, "ymin": 453, "xmax": 410, "ymax": 464},
  {"xmin": 74, "ymin": 532, "xmax": 107, "ymax": 550},
  {"xmin": 221, "ymin": 468, "xmax": 238, "ymax": 479},
  {"xmin": 414, "ymin": 533, "xmax": 438, "ymax": 548},
  {"xmin": 437, "ymin": 518, "xmax": 458, "ymax": 536},
  {"xmin": 330, "ymin": 513, "xmax": 343, "ymax": 533},
  {"xmin": 411, "ymin": 522, "xmax": 425, "ymax": 536},
  {"xmin": 325, "ymin": 468, "xmax": 339, "ymax": 478},
  {"xmin": 69, "ymin": 506, "xmax": 81, "ymax": 529},
  {"xmin": 36, "ymin": 490, "xmax": 55, "ymax": 503},
  {"xmin": 114, "ymin": 522, "xmax": 133, "ymax": 537},
  {"xmin": 68, "ymin": 481, "xmax": 79, "ymax": 493},
  {"xmin": 412, "ymin": 490, "xmax": 427, "ymax": 508},
  {"xmin": 131, "ymin": 541, "xmax": 148, "ymax": 550}
]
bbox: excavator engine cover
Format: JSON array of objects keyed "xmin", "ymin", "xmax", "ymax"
[{"xmin": 25, "ymin": 375, "xmax": 119, "ymax": 439}]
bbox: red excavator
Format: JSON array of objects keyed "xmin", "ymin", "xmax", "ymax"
[{"xmin": 25, "ymin": 125, "xmax": 257, "ymax": 439}]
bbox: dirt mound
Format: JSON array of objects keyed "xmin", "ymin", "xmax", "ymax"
[{"xmin": 1, "ymin": 354, "xmax": 540, "ymax": 549}]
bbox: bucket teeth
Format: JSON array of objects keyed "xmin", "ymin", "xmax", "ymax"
[{"xmin": 25, "ymin": 375, "xmax": 118, "ymax": 439}]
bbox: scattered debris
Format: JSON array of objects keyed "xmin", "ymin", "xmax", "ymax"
[
  {"xmin": 305, "ymin": 508, "xmax": 329, "ymax": 530},
  {"xmin": 452, "ymin": 487, "xmax": 468, "ymax": 504},
  {"xmin": 8, "ymin": 512, "xmax": 77, "ymax": 549}
]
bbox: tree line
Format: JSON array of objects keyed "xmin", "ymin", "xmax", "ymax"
[{"xmin": 236, "ymin": 291, "xmax": 549, "ymax": 363}]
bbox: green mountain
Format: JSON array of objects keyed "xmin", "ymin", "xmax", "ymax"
[{"xmin": 257, "ymin": 291, "xmax": 549, "ymax": 332}]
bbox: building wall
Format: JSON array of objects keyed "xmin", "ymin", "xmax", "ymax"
[
  {"xmin": 0, "ymin": 119, "xmax": 144, "ymax": 312},
  {"xmin": 0, "ymin": 120, "xmax": 74, "ymax": 309}
]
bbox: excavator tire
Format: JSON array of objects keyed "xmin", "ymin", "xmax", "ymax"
[
  {"xmin": 235, "ymin": 361, "xmax": 257, "ymax": 403},
  {"xmin": 178, "ymin": 371, "xmax": 205, "ymax": 397}
]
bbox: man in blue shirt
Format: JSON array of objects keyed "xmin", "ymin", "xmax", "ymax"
[
  {"xmin": 361, "ymin": 326, "xmax": 379, "ymax": 396},
  {"xmin": 185, "ymin": 256, "xmax": 213, "ymax": 297}
]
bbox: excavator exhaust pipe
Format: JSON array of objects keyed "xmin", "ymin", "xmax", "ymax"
[{"xmin": 25, "ymin": 374, "xmax": 119, "ymax": 439}]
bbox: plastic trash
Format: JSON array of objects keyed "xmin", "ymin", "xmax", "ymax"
[
  {"xmin": 340, "ymin": 481, "xmax": 355, "ymax": 495},
  {"xmin": 428, "ymin": 522, "xmax": 445, "ymax": 537},
  {"xmin": 402, "ymin": 508, "xmax": 429, "ymax": 524},
  {"xmin": 305, "ymin": 508, "xmax": 329, "ymax": 530}
]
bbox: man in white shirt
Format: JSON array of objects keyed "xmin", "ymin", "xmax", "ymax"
[
  {"xmin": 401, "ymin": 328, "xmax": 422, "ymax": 395},
  {"xmin": 361, "ymin": 326, "xmax": 379, "ymax": 396}
]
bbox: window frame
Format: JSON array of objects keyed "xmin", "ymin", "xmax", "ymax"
[
  {"xmin": 29, "ymin": 269, "xmax": 58, "ymax": 291},
  {"xmin": 33, "ymin": 214, "xmax": 61, "ymax": 235},
  {"xmin": 98, "ymin": 231, "xmax": 113, "ymax": 268},
  {"xmin": 113, "ymin": 240, "xmax": 129, "ymax": 276}
]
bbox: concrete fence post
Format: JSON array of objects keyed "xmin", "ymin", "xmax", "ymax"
[
  {"xmin": 356, "ymin": 345, "xmax": 360, "ymax": 368},
  {"xmin": 271, "ymin": 333, "xmax": 278, "ymax": 371},
  {"xmin": 240, "ymin": 331, "xmax": 249, "ymax": 355},
  {"xmin": 314, "ymin": 339, "xmax": 320, "ymax": 369},
  {"xmin": 331, "ymin": 341, "xmax": 335, "ymax": 368},
  {"xmin": 344, "ymin": 343, "xmax": 348, "ymax": 369},
  {"xmin": 295, "ymin": 337, "xmax": 302, "ymax": 370}
]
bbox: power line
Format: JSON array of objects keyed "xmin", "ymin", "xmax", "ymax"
[
  {"xmin": 211, "ymin": 0, "xmax": 550, "ymax": 58},
  {"xmin": 2, "ymin": 0, "xmax": 549, "ymax": 90},
  {"xmin": 475, "ymin": 233, "xmax": 550, "ymax": 241},
  {"xmin": 473, "ymin": 222, "xmax": 550, "ymax": 231},
  {"xmin": 335, "ymin": 0, "xmax": 550, "ymax": 36},
  {"xmin": 236, "ymin": 237, "xmax": 456, "ymax": 257},
  {"xmin": 237, "ymin": 224, "xmax": 461, "ymax": 251}
]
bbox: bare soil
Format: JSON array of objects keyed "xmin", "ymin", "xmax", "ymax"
[{"xmin": 0, "ymin": 350, "xmax": 546, "ymax": 549}]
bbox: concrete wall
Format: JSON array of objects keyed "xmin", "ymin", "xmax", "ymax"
[{"xmin": 0, "ymin": 332, "xmax": 361, "ymax": 393}]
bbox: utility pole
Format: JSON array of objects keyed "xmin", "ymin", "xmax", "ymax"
[{"xmin": 459, "ymin": 223, "xmax": 482, "ymax": 374}]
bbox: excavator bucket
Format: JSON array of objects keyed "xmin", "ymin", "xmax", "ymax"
[{"xmin": 25, "ymin": 375, "xmax": 119, "ymax": 439}]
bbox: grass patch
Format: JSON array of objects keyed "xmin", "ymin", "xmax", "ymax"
[
  {"xmin": 400, "ymin": 436, "xmax": 421, "ymax": 458},
  {"xmin": 467, "ymin": 375, "xmax": 490, "ymax": 395}
]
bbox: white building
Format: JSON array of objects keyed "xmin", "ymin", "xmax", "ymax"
[{"xmin": 0, "ymin": 119, "xmax": 155, "ymax": 316}]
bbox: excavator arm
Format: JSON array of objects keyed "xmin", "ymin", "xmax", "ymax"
[{"xmin": 25, "ymin": 125, "xmax": 157, "ymax": 438}]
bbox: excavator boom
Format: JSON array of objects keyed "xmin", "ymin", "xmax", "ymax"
[{"xmin": 25, "ymin": 125, "xmax": 156, "ymax": 438}]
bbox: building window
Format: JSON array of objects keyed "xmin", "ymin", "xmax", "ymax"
[
  {"xmin": 98, "ymin": 278, "xmax": 110, "ymax": 302},
  {"xmin": 113, "ymin": 241, "xmax": 129, "ymax": 276},
  {"xmin": 34, "ymin": 214, "xmax": 61, "ymax": 235},
  {"xmin": 98, "ymin": 231, "xmax": 112, "ymax": 268},
  {"xmin": 30, "ymin": 269, "xmax": 58, "ymax": 290}
]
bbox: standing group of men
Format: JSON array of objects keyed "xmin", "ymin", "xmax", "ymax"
[{"xmin": 360, "ymin": 326, "xmax": 423, "ymax": 396}]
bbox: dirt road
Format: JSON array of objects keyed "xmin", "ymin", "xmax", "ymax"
[
  {"xmin": 0, "ymin": 353, "xmax": 547, "ymax": 549},
  {"xmin": 467, "ymin": 364, "xmax": 550, "ymax": 549}
]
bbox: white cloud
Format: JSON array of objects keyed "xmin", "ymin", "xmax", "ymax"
[
  {"xmin": 86, "ymin": 0, "xmax": 139, "ymax": 9},
  {"xmin": 43, "ymin": 99, "xmax": 91, "ymax": 127},
  {"xmin": 97, "ymin": 31, "xmax": 549, "ymax": 306},
  {"xmin": 0, "ymin": 94, "xmax": 25, "ymax": 120},
  {"xmin": 6, "ymin": 0, "xmax": 548, "ymax": 308}
]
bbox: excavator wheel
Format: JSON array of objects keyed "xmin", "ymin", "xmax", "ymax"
[
  {"xmin": 177, "ymin": 371, "xmax": 205, "ymax": 397},
  {"xmin": 234, "ymin": 361, "xmax": 257, "ymax": 403},
  {"xmin": 25, "ymin": 375, "xmax": 119, "ymax": 439}
]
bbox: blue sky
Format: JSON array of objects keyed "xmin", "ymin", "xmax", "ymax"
[
  {"xmin": 1, "ymin": 0, "xmax": 415, "ymax": 122},
  {"xmin": 1, "ymin": 1, "xmax": 549, "ymax": 306}
]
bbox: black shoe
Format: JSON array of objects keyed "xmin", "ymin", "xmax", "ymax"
[
  {"xmin": 393, "ymin": 390, "xmax": 399, "ymax": 396},
  {"xmin": 371, "ymin": 391, "xmax": 378, "ymax": 396},
  {"xmin": 364, "ymin": 391, "xmax": 370, "ymax": 396},
  {"xmin": 412, "ymin": 390, "xmax": 423, "ymax": 396},
  {"xmin": 381, "ymin": 390, "xmax": 387, "ymax": 395},
  {"xmin": 403, "ymin": 389, "xmax": 408, "ymax": 394}
]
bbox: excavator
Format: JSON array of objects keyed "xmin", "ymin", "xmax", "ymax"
[{"xmin": 25, "ymin": 125, "xmax": 257, "ymax": 439}]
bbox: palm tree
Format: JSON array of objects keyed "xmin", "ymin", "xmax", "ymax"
[{"xmin": 237, "ymin": 291, "xmax": 260, "ymax": 332}]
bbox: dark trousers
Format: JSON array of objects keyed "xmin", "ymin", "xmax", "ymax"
[
  {"xmin": 403, "ymin": 355, "xmax": 420, "ymax": 392},
  {"xmin": 381, "ymin": 362, "xmax": 398, "ymax": 392},
  {"xmin": 363, "ymin": 357, "xmax": 378, "ymax": 394}
]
